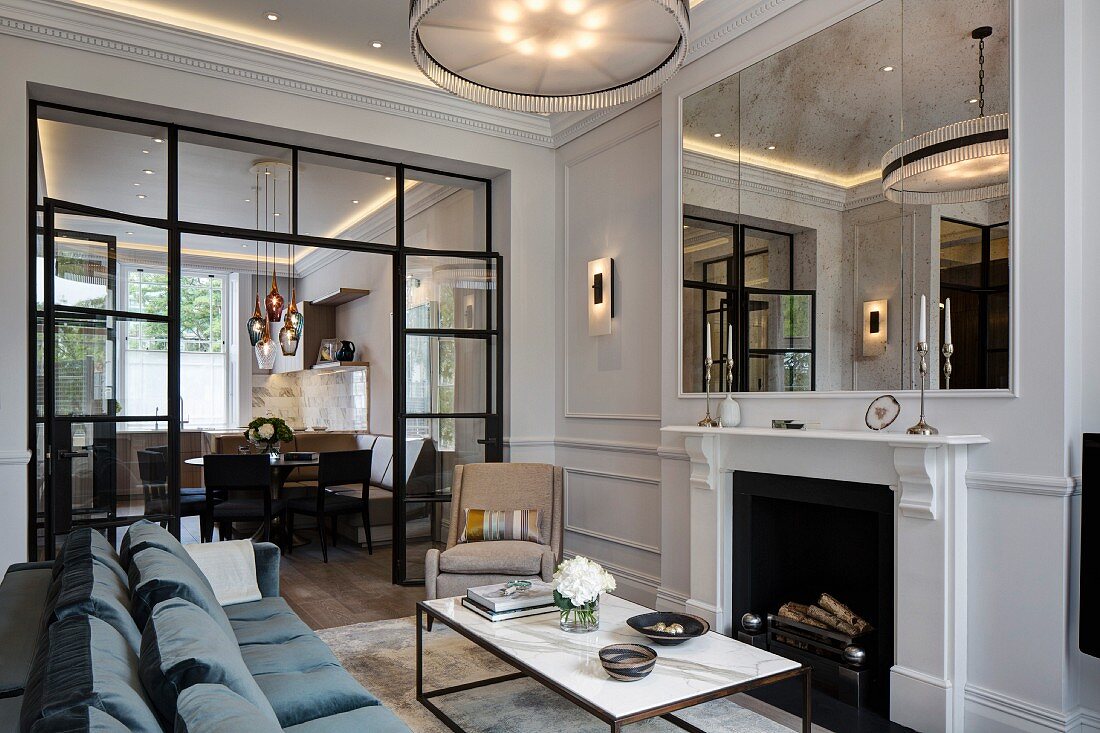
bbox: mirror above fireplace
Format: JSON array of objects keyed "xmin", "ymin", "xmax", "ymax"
[{"xmin": 680, "ymin": 0, "xmax": 1011, "ymax": 394}]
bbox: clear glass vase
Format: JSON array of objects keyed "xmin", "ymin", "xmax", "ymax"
[{"xmin": 559, "ymin": 598, "xmax": 600, "ymax": 633}]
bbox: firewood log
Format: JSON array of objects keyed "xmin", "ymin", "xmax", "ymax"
[
  {"xmin": 778, "ymin": 602, "xmax": 828, "ymax": 629},
  {"xmin": 806, "ymin": 605, "xmax": 860, "ymax": 636},
  {"xmin": 818, "ymin": 593, "xmax": 872, "ymax": 633}
]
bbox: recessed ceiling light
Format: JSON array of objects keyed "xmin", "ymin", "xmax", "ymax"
[
  {"xmin": 142, "ymin": 169, "xmax": 155, "ymax": 175},
  {"xmin": 352, "ymin": 199, "xmax": 360, "ymax": 204},
  {"xmin": 712, "ymin": 132, "xmax": 722, "ymax": 138},
  {"xmin": 242, "ymin": 244, "xmax": 249, "ymax": 248},
  {"xmin": 244, "ymin": 198, "xmax": 251, "ymax": 202},
  {"xmin": 136, "ymin": 194, "xmax": 147, "ymax": 199},
  {"xmin": 273, "ymin": 212, "xmax": 281, "ymax": 217},
  {"xmin": 967, "ymin": 97, "xmax": 980, "ymax": 104},
  {"xmin": 264, "ymin": 11, "xmax": 279, "ymax": 21},
  {"xmin": 765, "ymin": 145, "xmax": 776, "ymax": 150},
  {"xmin": 141, "ymin": 149, "xmax": 150, "ymax": 154},
  {"xmin": 132, "ymin": 182, "xmax": 140, "ymax": 187},
  {"xmin": 384, "ymin": 176, "xmax": 392, "ymax": 181},
  {"xmin": 371, "ymin": 41, "xmax": 383, "ymax": 49},
  {"xmin": 152, "ymin": 137, "xmax": 164, "ymax": 143},
  {"xmin": 880, "ymin": 65, "xmax": 895, "ymax": 72},
  {"xmin": 126, "ymin": 231, "xmax": 134, "ymax": 235}
]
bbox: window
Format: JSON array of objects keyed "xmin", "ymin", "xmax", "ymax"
[
  {"xmin": 123, "ymin": 268, "xmax": 231, "ymax": 426},
  {"xmin": 405, "ymin": 276, "xmax": 457, "ymax": 451},
  {"xmin": 682, "ymin": 215, "xmax": 816, "ymax": 392}
]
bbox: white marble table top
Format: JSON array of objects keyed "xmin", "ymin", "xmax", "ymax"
[{"xmin": 422, "ymin": 595, "xmax": 801, "ymax": 720}]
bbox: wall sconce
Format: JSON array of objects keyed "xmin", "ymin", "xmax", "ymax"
[
  {"xmin": 588, "ymin": 257, "xmax": 614, "ymax": 336},
  {"xmin": 863, "ymin": 299, "xmax": 888, "ymax": 356}
]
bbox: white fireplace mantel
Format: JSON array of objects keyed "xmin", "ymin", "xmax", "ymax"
[{"xmin": 660, "ymin": 425, "xmax": 988, "ymax": 733}]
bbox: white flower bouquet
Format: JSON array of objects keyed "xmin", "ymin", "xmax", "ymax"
[
  {"xmin": 552, "ymin": 556, "xmax": 616, "ymax": 632},
  {"xmin": 245, "ymin": 417, "xmax": 294, "ymax": 455}
]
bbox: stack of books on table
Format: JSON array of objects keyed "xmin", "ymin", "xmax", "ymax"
[{"xmin": 461, "ymin": 581, "xmax": 557, "ymax": 622}]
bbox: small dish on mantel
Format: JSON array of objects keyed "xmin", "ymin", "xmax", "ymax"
[{"xmin": 865, "ymin": 394, "xmax": 901, "ymax": 431}]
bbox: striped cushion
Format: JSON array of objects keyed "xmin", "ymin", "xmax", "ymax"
[{"xmin": 459, "ymin": 509, "xmax": 541, "ymax": 544}]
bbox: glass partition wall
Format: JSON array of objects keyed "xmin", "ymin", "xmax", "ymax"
[{"xmin": 29, "ymin": 103, "xmax": 502, "ymax": 584}]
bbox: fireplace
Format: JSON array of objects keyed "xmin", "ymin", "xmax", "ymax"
[{"xmin": 731, "ymin": 472, "xmax": 894, "ymax": 714}]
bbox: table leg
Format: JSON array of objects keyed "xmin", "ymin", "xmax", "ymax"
[
  {"xmin": 416, "ymin": 606, "xmax": 424, "ymax": 699},
  {"xmin": 802, "ymin": 666, "xmax": 813, "ymax": 733}
]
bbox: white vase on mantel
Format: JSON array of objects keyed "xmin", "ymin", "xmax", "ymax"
[{"xmin": 718, "ymin": 394, "xmax": 741, "ymax": 427}]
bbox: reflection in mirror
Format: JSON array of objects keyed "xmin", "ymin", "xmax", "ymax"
[{"xmin": 681, "ymin": 0, "xmax": 1010, "ymax": 393}]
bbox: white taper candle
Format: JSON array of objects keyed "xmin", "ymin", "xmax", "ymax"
[
  {"xmin": 728, "ymin": 324, "xmax": 733, "ymax": 361},
  {"xmin": 919, "ymin": 294, "xmax": 927, "ymax": 344},
  {"xmin": 706, "ymin": 324, "xmax": 712, "ymax": 360},
  {"xmin": 944, "ymin": 298, "xmax": 952, "ymax": 345}
]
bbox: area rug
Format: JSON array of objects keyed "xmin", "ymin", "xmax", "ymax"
[{"xmin": 317, "ymin": 617, "xmax": 831, "ymax": 733}]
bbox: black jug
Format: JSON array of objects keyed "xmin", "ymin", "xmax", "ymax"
[{"xmin": 335, "ymin": 340, "xmax": 356, "ymax": 361}]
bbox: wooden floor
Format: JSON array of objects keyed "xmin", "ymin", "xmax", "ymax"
[{"xmin": 180, "ymin": 516, "xmax": 425, "ymax": 630}]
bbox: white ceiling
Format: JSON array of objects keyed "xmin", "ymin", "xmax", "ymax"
[
  {"xmin": 70, "ymin": 0, "xmax": 706, "ymax": 90},
  {"xmin": 683, "ymin": 0, "xmax": 1010, "ymax": 187}
]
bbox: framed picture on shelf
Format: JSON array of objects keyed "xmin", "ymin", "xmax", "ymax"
[{"xmin": 317, "ymin": 338, "xmax": 340, "ymax": 364}]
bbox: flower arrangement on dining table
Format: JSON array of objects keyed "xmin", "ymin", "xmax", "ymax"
[
  {"xmin": 245, "ymin": 417, "xmax": 294, "ymax": 455},
  {"xmin": 552, "ymin": 556, "xmax": 616, "ymax": 633}
]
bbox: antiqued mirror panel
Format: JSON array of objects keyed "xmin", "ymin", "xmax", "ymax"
[{"xmin": 681, "ymin": 0, "xmax": 1011, "ymax": 393}]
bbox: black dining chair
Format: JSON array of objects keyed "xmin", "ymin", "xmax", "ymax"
[
  {"xmin": 286, "ymin": 450, "xmax": 373, "ymax": 562},
  {"xmin": 136, "ymin": 448, "xmax": 212, "ymax": 539},
  {"xmin": 201, "ymin": 454, "xmax": 286, "ymax": 546}
]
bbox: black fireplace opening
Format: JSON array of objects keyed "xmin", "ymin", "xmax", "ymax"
[{"xmin": 732, "ymin": 471, "xmax": 894, "ymax": 716}]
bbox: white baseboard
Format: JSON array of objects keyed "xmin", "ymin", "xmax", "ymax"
[{"xmin": 965, "ymin": 683, "xmax": 1084, "ymax": 732}]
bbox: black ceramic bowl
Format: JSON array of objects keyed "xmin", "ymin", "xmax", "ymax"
[
  {"xmin": 626, "ymin": 612, "xmax": 710, "ymax": 646},
  {"xmin": 599, "ymin": 643, "xmax": 657, "ymax": 681}
]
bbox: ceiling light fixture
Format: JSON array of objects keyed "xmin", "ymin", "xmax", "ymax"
[
  {"xmin": 142, "ymin": 149, "xmax": 150, "ymax": 154},
  {"xmin": 371, "ymin": 41, "xmax": 383, "ymax": 48},
  {"xmin": 142, "ymin": 169, "xmax": 155, "ymax": 175},
  {"xmin": 410, "ymin": 0, "xmax": 689, "ymax": 113},
  {"xmin": 880, "ymin": 65, "xmax": 895, "ymax": 72},
  {"xmin": 264, "ymin": 11, "xmax": 279, "ymax": 21},
  {"xmin": 967, "ymin": 97, "xmax": 979, "ymax": 104},
  {"xmin": 882, "ymin": 26, "xmax": 1008, "ymax": 204},
  {"xmin": 132, "ymin": 182, "xmax": 140, "ymax": 187},
  {"xmin": 712, "ymin": 133, "xmax": 722, "ymax": 138},
  {"xmin": 152, "ymin": 138, "xmax": 164, "ymax": 143},
  {"xmin": 126, "ymin": 231, "xmax": 134, "ymax": 235},
  {"xmin": 765, "ymin": 145, "xmax": 776, "ymax": 150},
  {"xmin": 136, "ymin": 194, "xmax": 147, "ymax": 199},
  {"xmin": 352, "ymin": 199, "xmax": 360, "ymax": 204}
]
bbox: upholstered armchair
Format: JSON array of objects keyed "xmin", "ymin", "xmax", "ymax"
[{"xmin": 425, "ymin": 463, "xmax": 563, "ymax": 600}]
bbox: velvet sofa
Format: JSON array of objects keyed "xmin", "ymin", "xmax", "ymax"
[{"xmin": 0, "ymin": 522, "xmax": 410, "ymax": 732}]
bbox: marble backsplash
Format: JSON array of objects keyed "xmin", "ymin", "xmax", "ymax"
[{"xmin": 252, "ymin": 367, "xmax": 370, "ymax": 431}]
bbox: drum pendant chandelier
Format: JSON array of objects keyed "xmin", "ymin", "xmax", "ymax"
[
  {"xmin": 881, "ymin": 26, "xmax": 1009, "ymax": 205},
  {"xmin": 410, "ymin": 0, "xmax": 690, "ymax": 113}
]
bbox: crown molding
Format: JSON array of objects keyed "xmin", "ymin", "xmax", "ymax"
[
  {"xmin": 0, "ymin": 0, "xmax": 805, "ymax": 150},
  {"xmin": 0, "ymin": 0, "xmax": 557, "ymax": 147}
]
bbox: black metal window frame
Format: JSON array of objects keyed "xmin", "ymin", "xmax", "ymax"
[
  {"xmin": 939, "ymin": 215, "xmax": 1010, "ymax": 389},
  {"xmin": 683, "ymin": 215, "xmax": 816, "ymax": 392},
  {"xmin": 27, "ymin": 101, "xmax": 504, "ymax": 585}
]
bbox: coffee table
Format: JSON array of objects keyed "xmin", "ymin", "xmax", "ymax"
[{"xmin": 417, "ymin": 595, "xmax": 811, "ymax": 733}]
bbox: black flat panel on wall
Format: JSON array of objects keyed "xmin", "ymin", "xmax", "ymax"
[{"xmin": 1082, "ymin": 434, "xmax": 1100, "ymax": 657}]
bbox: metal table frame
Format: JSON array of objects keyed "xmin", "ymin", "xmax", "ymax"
[{"xmin": 416, "ymin": 602, "xmax": 812, "ymax": 733}]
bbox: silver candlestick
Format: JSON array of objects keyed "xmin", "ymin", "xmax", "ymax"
[
  {"xmin": 907, "ymin": 341, "xmax": 938, "ymax": 435},
  {"xmin": 698, "ymin": 357, "xmax": 719, "ymax": 427},
  {"xmin": 941, "ymin": 342, "xmax": 953, "ymax": 390}
]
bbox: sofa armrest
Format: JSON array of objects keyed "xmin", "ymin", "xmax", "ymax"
[
  {"xmin": 0, "ymin": 565, "xmax": 54, "ymax": 695},
  {"xmin": 424, "ymin": 548, "xmax": 441, "ymax": 600},
  {"xmin": 252, "ymin": 542, "xmax": 281, "ymax": 597}
]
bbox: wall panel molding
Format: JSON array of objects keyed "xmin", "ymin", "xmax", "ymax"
[
  {"xmin": 562, "ymin": 116, "xmax": 662, "ymax": 421},
  {"xmin": 966, "ymin": 471, "xmax": 1080, "ymax": 498},
  {"xmin": 0, "ymin": 450, "xmax": 30, "ymax": 465},
  {"xmin": 563, "ymin": 467, "xmax": 661, "ymax": 554}
]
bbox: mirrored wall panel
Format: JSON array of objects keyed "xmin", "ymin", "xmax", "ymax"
[{"xmin": 681, "ymin": 0, "xmax": 1010, "ymax": 392}]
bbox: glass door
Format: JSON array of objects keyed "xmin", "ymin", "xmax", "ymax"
[{"xmin": 39, "ymin": 200, "xmax": 178, "ymax": 556}]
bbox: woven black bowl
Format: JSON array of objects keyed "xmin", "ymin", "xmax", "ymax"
[
  {"xmin": 626, "ymin": 612, "xmax": 710, "ymax": 646},
  {"xmin": 598, "ymin": 643, "xmax": 657, "ymax": 681}
]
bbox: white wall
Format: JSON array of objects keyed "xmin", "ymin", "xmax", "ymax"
[
  {"xmin": 0, "ymin": 24, "xmax": 557, "ymax": 562},
  {"xmin": 553, "ymin": 0, "xmax": 1092, "ymax": 729}
]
